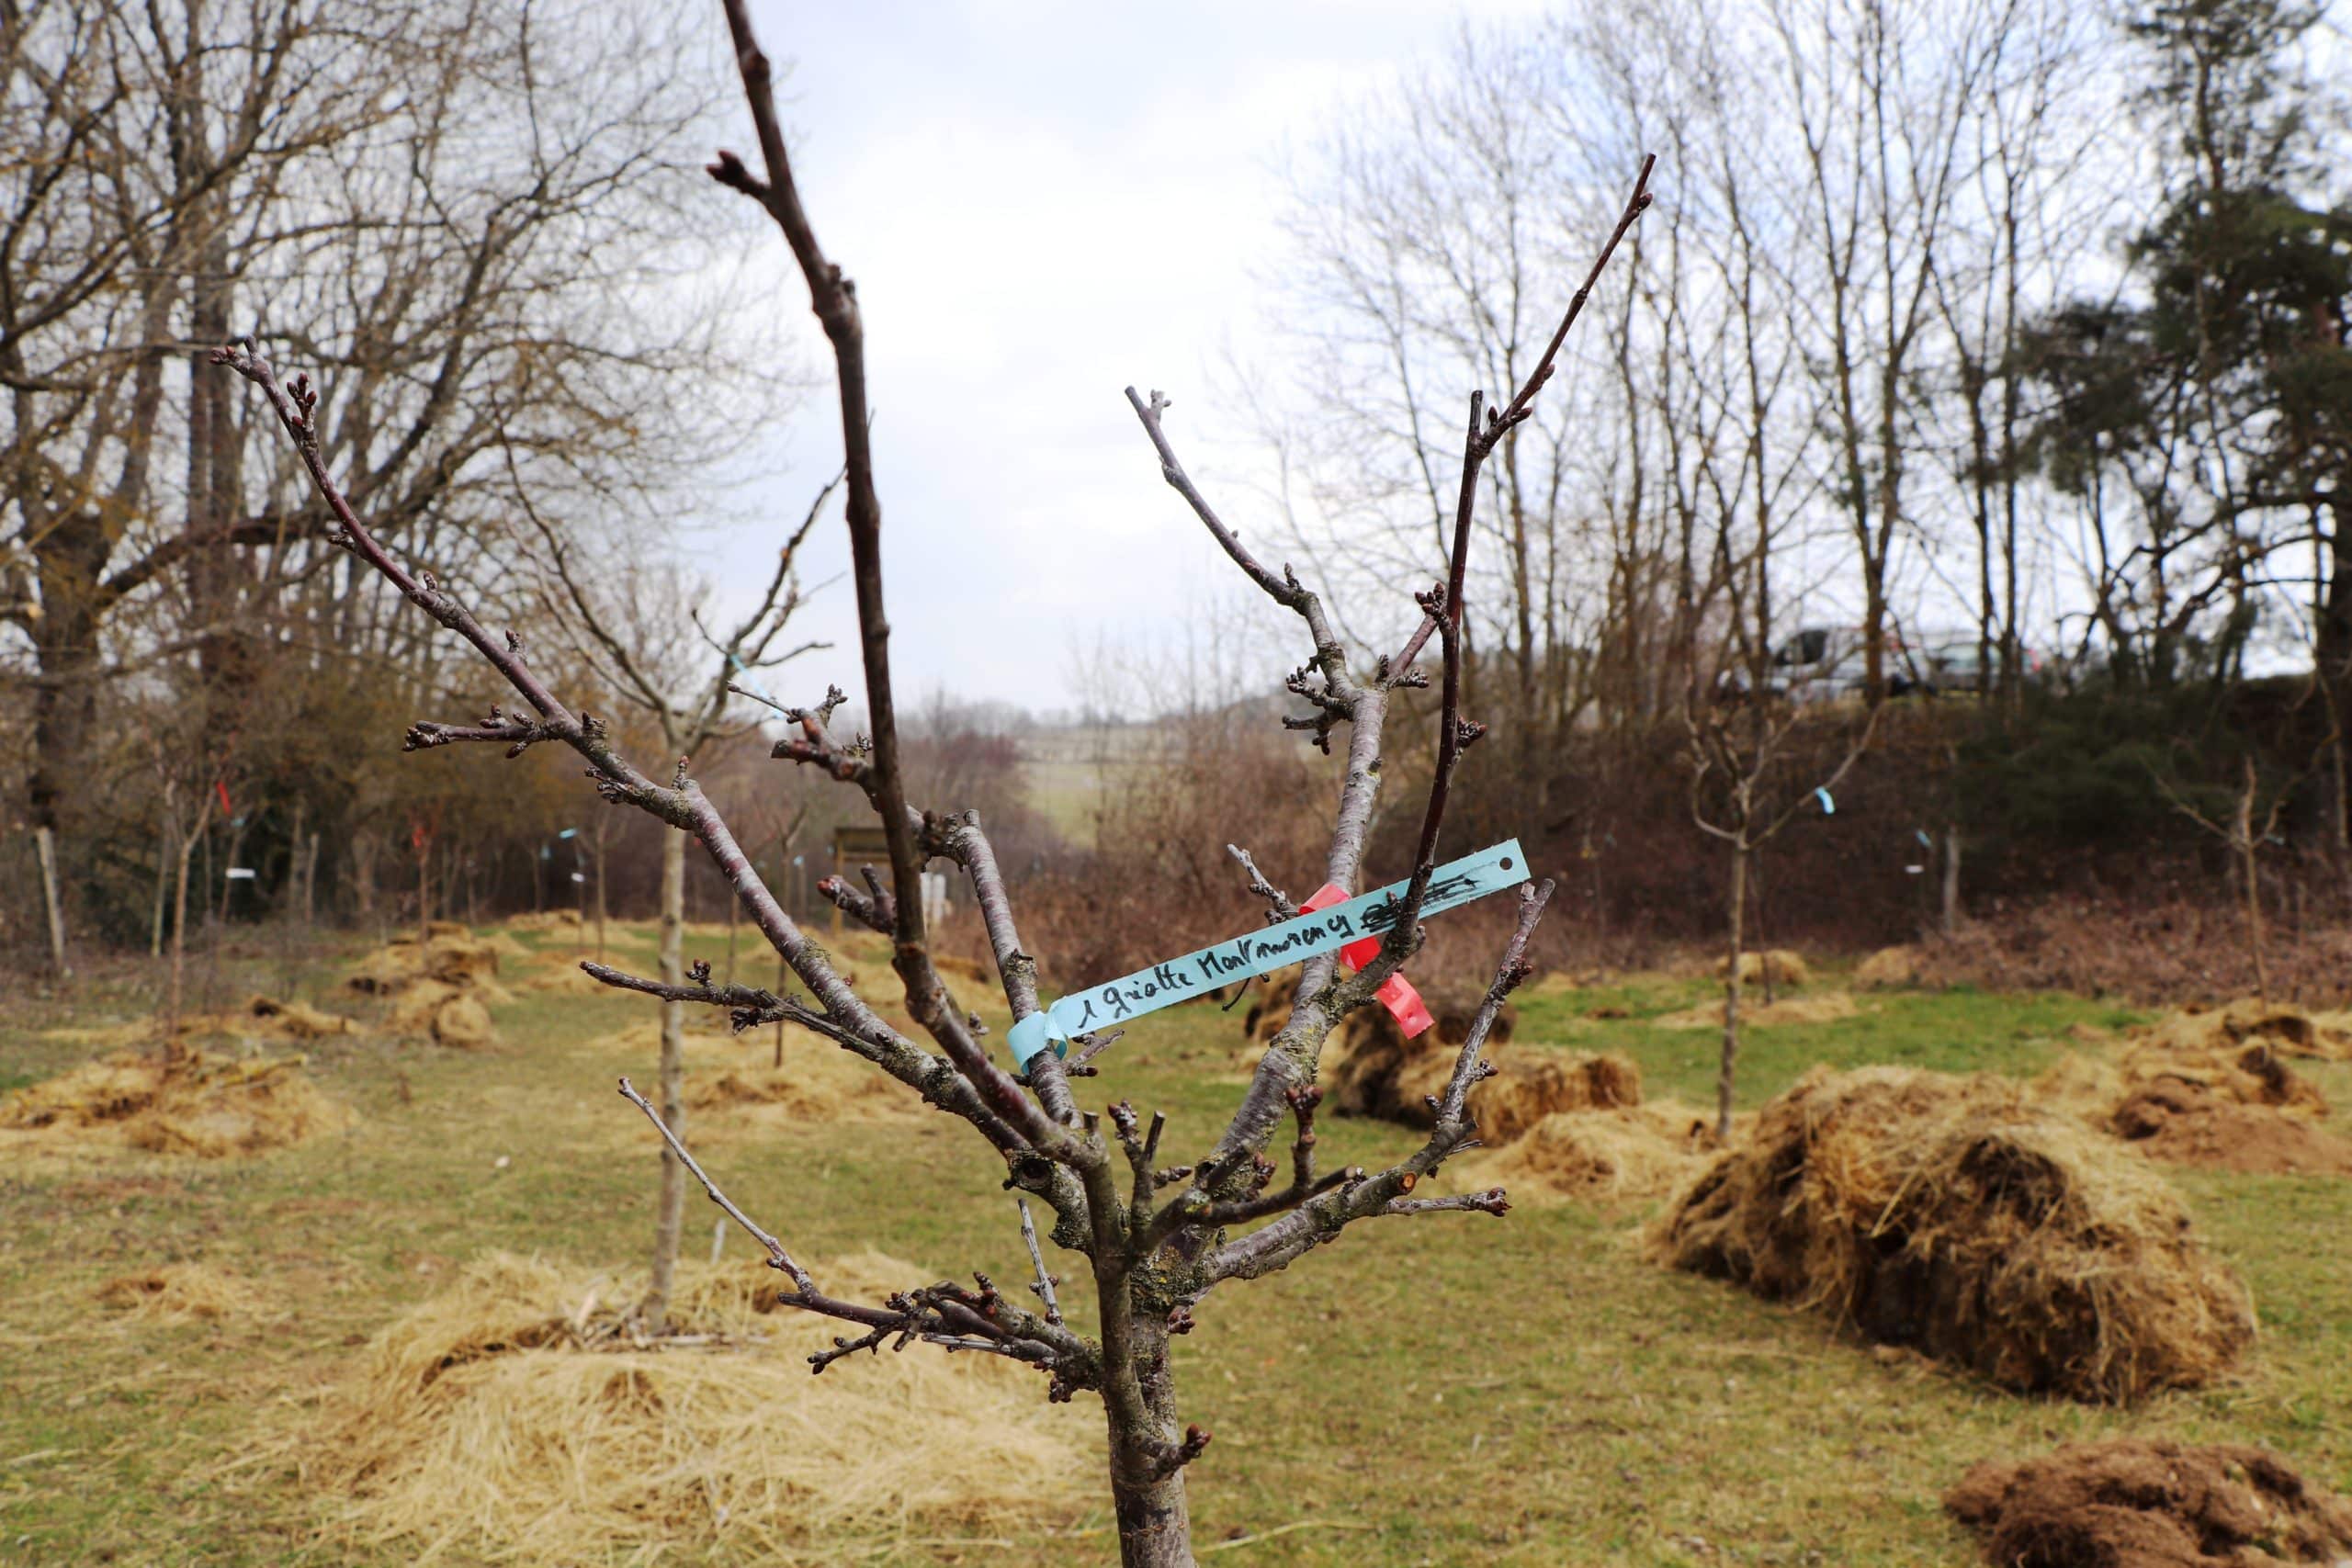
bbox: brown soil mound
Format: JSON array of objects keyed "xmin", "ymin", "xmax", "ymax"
[
  {"xmin": 1652, "ymin": 991, "xmax": 1862, "ymax": 1030},
  {"xmin": 1648, "ymin": 1066, "xmax": 2254, "ymax": 1403},
  {"xmin": 0, "ymin": 1050, "xmax": 355, "ymax": 1158},
  {"xmin": 1242, "ymin": 970, "xmax": 1518, "ymax": 1125},
  {"xmin": 1855, "ymin": 945, "xmax": 1921, "ymax": 988},
  {"xmin": 1457, "ymin": 1101, "xmax": 1719, "ymax": 1204},
  {"xmin": 2040, "ymin": 1042, "xmax": 2352, "ymax": 1176},
  {"xmin": 1946, "ymin": 1438, "xmax": 2352, "ymax": 1567},
  {"xmin": 1717, "ymin": 949, "xmax": 1811, "ymax": 988},
  {"xmin": 2110, "ymin": 1082, "xmax": 2352, "ymax": 1176},
  {"xmin": 96, "ymin": 1262, "xmax": 266, "ymax": 1321},
  {"xmin": 2134, "ymin": 999, "xmax": 2352, "ymax": 1062},
  {"xmin": 303, "ymin": 1251, "xmax": 1088, "ymax": 1563}
]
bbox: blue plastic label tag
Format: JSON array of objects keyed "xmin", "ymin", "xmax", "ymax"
[{"xmin": 1007, "ymin": 839, "xmax": 1528, "ymax": 1065}]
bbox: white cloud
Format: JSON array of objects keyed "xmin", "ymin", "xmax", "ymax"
[{"xmin": 694, "ymin": 0, "xmax": 1546, "ymax": 711}]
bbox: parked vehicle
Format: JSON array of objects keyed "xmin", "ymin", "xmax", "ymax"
[
  {"xmin": 1919, "ymin": 638, "xmax": 2052, "ymax": 694},
  {"xmin": 1770, "ymin": 625, "xmax": 1929, "ymax": 702}
]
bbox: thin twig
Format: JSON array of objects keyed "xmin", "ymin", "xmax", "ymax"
[
  {"xmin": 1016, "ymin": 1199, "xmax": 1062, "ymax": 1327},
  {"xmin": 617, "ymin": 1076, "xmax": 810, "ymax": 1291}
]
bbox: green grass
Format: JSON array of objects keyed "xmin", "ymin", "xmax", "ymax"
[{"xmin": 2, "ymin": 932, "xmax": 2348, "ymax": 1566}]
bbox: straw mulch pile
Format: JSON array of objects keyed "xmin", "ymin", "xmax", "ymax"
[
  {"xmin": 1456, "ymin": 1100, "xmax": 1721, "ymax": 1205},
  {"xmin": 1651, "ymin": 991, "xmax": 1863, "ymax": 1030},
  {"xmin": 1855, "ymin": 945, "xmax": 1922, "ymax": 988},
  {"xmin": 2131, "ymin": 998, "xmax": 2352, "ymax": 1063},
  {"xmin": 0, "ymin": 1049, "xmax": 355, "ymax": 1158},
  {"xmin": 516, "ymin": 959, "xmax": 612, "ymax": 996},
  {"xmin": 96, "ymin": 1262, "xmax": 266, "ymax": 1322},
  {"xmin": 1945, "ymin": 1439, "xmax": 2352, "ymax": 1567},
  {"xmin": 1441, "ymin": 1051, "xmax": 1721, "ymax": 1205},
  {"xmin": 576, "ymin": 1015, "xmax": 910, "ymax": 1127},
  {"xmin": 1452, "ymin": 1051, "xmax": 1645, "ymax": 1145},
  {"xmin": 301, "ymin": 1251, "xmax": 1091, "ymax": 1564},
  {"xmin": 1648, "ymin": 1066, "xmax": 2255, "ymax": 1403},
  {"xmin": 347, "ymin": 930, "xmax": 511, "ymax": 1047},
  {"xmin": 40, "ymin": 993, "xmax": 360, "ymax": 1052},
  {"xmin": 1240, "ymin": 971, "xmax": 1524, "ymax": 1122},
  {"xmin": 686, "ymin": 1041, "xmax": 910, "ymax": 1128},
  {"xmin": 503, "ymin": 908, "xmax": 582, "ymax": 932},
  {"xmin": 2039, "ymin": 1039, "xmax": 2352, "ymax": 1177},
  {"xmin": 1717, "ymin": 949, "xmax": 1812, "ymax": 988}
]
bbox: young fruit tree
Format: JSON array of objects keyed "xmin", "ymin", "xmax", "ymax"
[{"xmin": 212, "ymin": 6, "xmax": 1652, "ymax": 1561}]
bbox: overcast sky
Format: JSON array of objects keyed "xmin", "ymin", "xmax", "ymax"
[{"xmin": 695, "ymin": 0, "xmax": 1547, "ymax": 716}]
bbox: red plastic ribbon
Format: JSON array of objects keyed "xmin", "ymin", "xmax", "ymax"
[
  {"xmin": 214, "ymin": 778, "xmax": 232, "ymax": 818},
  {"xmin": 1299, "ymin": 883, "xmax": 1435, "ymax": 1038}
]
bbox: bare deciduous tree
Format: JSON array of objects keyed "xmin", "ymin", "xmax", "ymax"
[
  {"xmin": 209, "ymin": 6, "xmax": 1652, "ymax": 1559},
  {"xmin": 2, "ymin": 0, "xmax": 774, "ymax": 961},
  {"xmin": 525, "ymin": 481, "xmax": 830, "ymax": 1330}
]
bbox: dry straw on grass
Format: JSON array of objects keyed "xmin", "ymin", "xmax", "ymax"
[
  {"xmin": 1854, "ymin": 945, "xmax": 1922, "ymax": 988},
  {"xmin": 571, "ymin": 1016, "xmax": 910, "ymax": 1126},
  {"xmin": 303, "ymin": 1251, "xmax": 1091, "ymax": 1564},
  {"xmin": 0, "ymin": 1049, "xmax": 355, "ymax": 1158},
  {"xmin": 1446, "ymin": 1051, "xmax": 1644, "ymax": 1146},
  {"xmin": 41, "ymin": 993, "xmax": 358, "ymax": 1051},
  {"xmin": 1651, "ymin": 991, "xmax": 1863, "ymax": 1030},
  {"xmin": 2131, "ymin": 998, "xmax": 2352, "ymax": 1062},
  {"xmin": 1945, "ymin": 1438, "xmax": 2352, "ymax": 1568},
  {"xmin": 1648, "ymin": 1066, "xmax": 2255, "ymax": 1403},
  {"xmin": 516, "ymin": 961, "xmax": 613, "ymax": 996},
  {"xmin": 95, "ymin": 1262, "xmax": 266, "ymax": 1322},
  {"xmin": 686, "ymin": 1046, "xmax": 910, "ymax": 1128},
  {"xmin": 1240, "ymin": 971, "xmax": 1525, "ymax": 1125},
  {"xmin": 1456, "ymin": 1101, "xmax": 1719, "ymax": 1205},
  {"xmin": 1717, "ymin": 949, "xmax": 1812, "ymax": 988},
  {"xmin": 349, "ymin": 931, "xmax": 511, "ymax": 1046}
]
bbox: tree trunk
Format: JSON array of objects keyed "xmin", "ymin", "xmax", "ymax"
[
  {"xmin": 2236, "ymin": 779, "xmax": 2269, "ymax": 1010},
  {"xmin": 1717, "ymin": 840, "xmax": 1747, "ymax": 1143},
  {"xmin": 644, "ymin": 825, "xmax": 689, "ymax": 1332},
  {"xmin": 415, "ymin": 833, "xmax": 432, "ymax": 942},
  {"xmin": 288, "ymin": 799, "xmax": 305, "ymax": 925},
  {"xmin": 152, "ymin": 815, "xmax": 173, "ymax": 958},
  {"xmin": 34, "ymin": 826, "xmax": 72, "ymax": 979},
  {"xmin": 1940, "ymin": 829, "xmax": 1962, "ymax": 938},
  {"xmin": 1105, "ymin": 1321, "xmax": 1194, "ymax": 1568},
  {"xmin": 352, "ymin": 831, "xmax": 379, "ymax": 918},
  {"xmin": 2320, "ymin": 502, "xmax": 2351, "ymax": 838},
  {"xmin": 302, "ymin": 832, "xmax": 321, "ymax": 928},
  {"xmin": 170, "ymin": 822, "xmax": 200, "ymax": 1036},
  {"xmin": 216, "ymin": 818, "xmax": 248, "ymax": 927}
]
